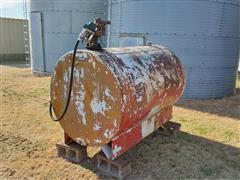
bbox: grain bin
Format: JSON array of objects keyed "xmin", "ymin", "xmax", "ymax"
[
  {"xmin": 108, "ymin": 0, "xmax": 240, "ymax": 99},
  {"xmin": 29, "ymin": 0, "xmax": 107, "ymax": 74},
  {"xmin": 50, "ymin": 45, "xmax": 185, "ymax": 159}
]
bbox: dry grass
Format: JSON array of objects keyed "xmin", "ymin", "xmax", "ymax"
[{"xmin": 1, "ymin": 63, "xmax": 240, "ymax": 179}]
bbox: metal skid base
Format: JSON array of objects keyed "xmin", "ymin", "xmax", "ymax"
[
  {"xmin": 102, "ymin": 107, "xmax": 176, "ymax": 160},
  {"xmin": 55, "ymin": 121, "xmax": 180, "ymax": 179}
]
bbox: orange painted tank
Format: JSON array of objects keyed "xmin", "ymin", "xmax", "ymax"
[{"xmin": 50, "ymin": 45, "xmax": 185, "ymax": 147}]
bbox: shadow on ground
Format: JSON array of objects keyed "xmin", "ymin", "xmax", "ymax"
[
  {"xmin": 175, "ymin": 88, "xmax": 240, "ymax": 120},
  {"xmin": 72, "ymin": 130, "xmax": 240, "ymax": 179}
]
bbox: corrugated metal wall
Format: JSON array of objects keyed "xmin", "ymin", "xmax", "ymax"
[
  {"xmin": 108, "ymin": 0, "xmax": 240, "ymax": 99},
  {"xmin": 30, "ymin": 0, "xmax": 107, "ymax": 73},
  {"xmin": 0, "ymin": 17, "xmax": 27, "ymax": 61}
]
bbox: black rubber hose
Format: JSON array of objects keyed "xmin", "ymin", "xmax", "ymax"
[{"xmin": 49, "ymin": 40, "xmax": 80, "ymax": 121}]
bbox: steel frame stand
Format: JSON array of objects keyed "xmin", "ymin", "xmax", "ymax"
[{"xmin": 55, "ymin": 121, "xmax": 180, "ymax": 179}]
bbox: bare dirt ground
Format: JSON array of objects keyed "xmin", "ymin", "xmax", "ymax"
[{"xmin": 1, "ymin": 62, "xmax": 240, "ymax": 179}]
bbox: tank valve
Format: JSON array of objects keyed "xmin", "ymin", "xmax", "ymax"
[{"xmin": 79, "ymin": 18, "xmax": 111, "ymax": 51}]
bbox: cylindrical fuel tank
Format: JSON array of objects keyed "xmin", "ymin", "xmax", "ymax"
[{"xmin": 50, "ymin": 45, "xmax": 185, "ymax": 146}]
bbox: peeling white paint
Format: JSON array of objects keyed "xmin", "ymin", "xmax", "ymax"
[
  {"xmin": 104, "ymin": 88, "xmax": 114, "ymax": 101},
  {"xmin": 161, "ymin": 93, "xmax": 167, "ymax": 106},
  {"xmin": 136, "ymin": 95, "xmax": 143, "ymax": 103},
  {"xmin": 171, "ymin": 72, "xmax": 177, "ymax": 81},
  {"xmin": 76, "ymin": 52, "xmax": 87, "ymax": 61},
  {"xmin": 112, "ymin": 145, "xmax": 122, "ymax": 155},
  {"xmin": 166, "ymin": 83, "xmax": 171, "ymax": 90},
  {"xmin": 75, "ymin": 84, "xmax": 87, "ymax": 125},
  {"xmin": 164, "ymin": 69, "xmax": 171, "ymax": 79},
  {"xmin": 63, "ymin": 84, "xmax": 67, "ymax": 98},
  {"xmin": 92, "ymin": 60, "xmax": 96, "ymax": 69},
  {"xmin": 85, "ymin": 139, "xmax": 90, "ymax": 144},
  {"xmin": 121, "ymin": 95, "xmax": 127, "ymax": 112},
  {"xmin": 94, "ymin": 139, "xmax": 102, "ymax": 144},
  {"xmin": 76, "ymin": 137, "xmax": 86, "ymax": 146},
  {"xmin": 52, "ymin": 91, "xmax": 56, "ymax": 100},
  {"xmin": 113, "ymin": 119, "xmax": 117, "ymax": 128},
  {"xmin": 141, "ymin": 117, "xmax": 155, "ymax": 138},
  {"xmin": 63, "ymin": 67, "xmax": 71, "ymax": 83},
  {"xmin": 126, "ymin": 127, "xmax": 133, "ymax": 134},
  {"xmin": 141, "ymin": 105, "xmax": 160, "ymax": 137},
  {"xmin": 63, "ymin": 72, "xmax": 69, "ymax": 82},
  {"xmin": 141, "ymin": 105, "xmax": 161, "ymax": 124},
  {"xmin": 90, "ymin": 84, "xmax": 110, "ymax": 115},
  {"xmin": 104, "ymin": 129, "xmax": 114, "ymax": 139},
  {"xmin": 123, "ymin": 95, "xmax": 127, "ymax": 102},
  {"xmin": 91, "ymin": 98, "xmax": 108, "ymax": 115},
  {"xmin": 178, "ymin": 79, "xmax": 183, "ymax": 89},
  {"xmin": 93, "ymin": 121, "xmax": 102, "ymax": 131},
  {"xmin": 74, "ymin": 69, "xmax": 80, "ymax": 81},
  {"xmin": 74, "ymin": 68, "xmax": 84, "ymax": 81}
]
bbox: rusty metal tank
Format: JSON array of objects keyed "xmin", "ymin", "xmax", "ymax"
[{"xmin": 50, "ymin": 45, "xmax": 185, "ymax": 147}]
